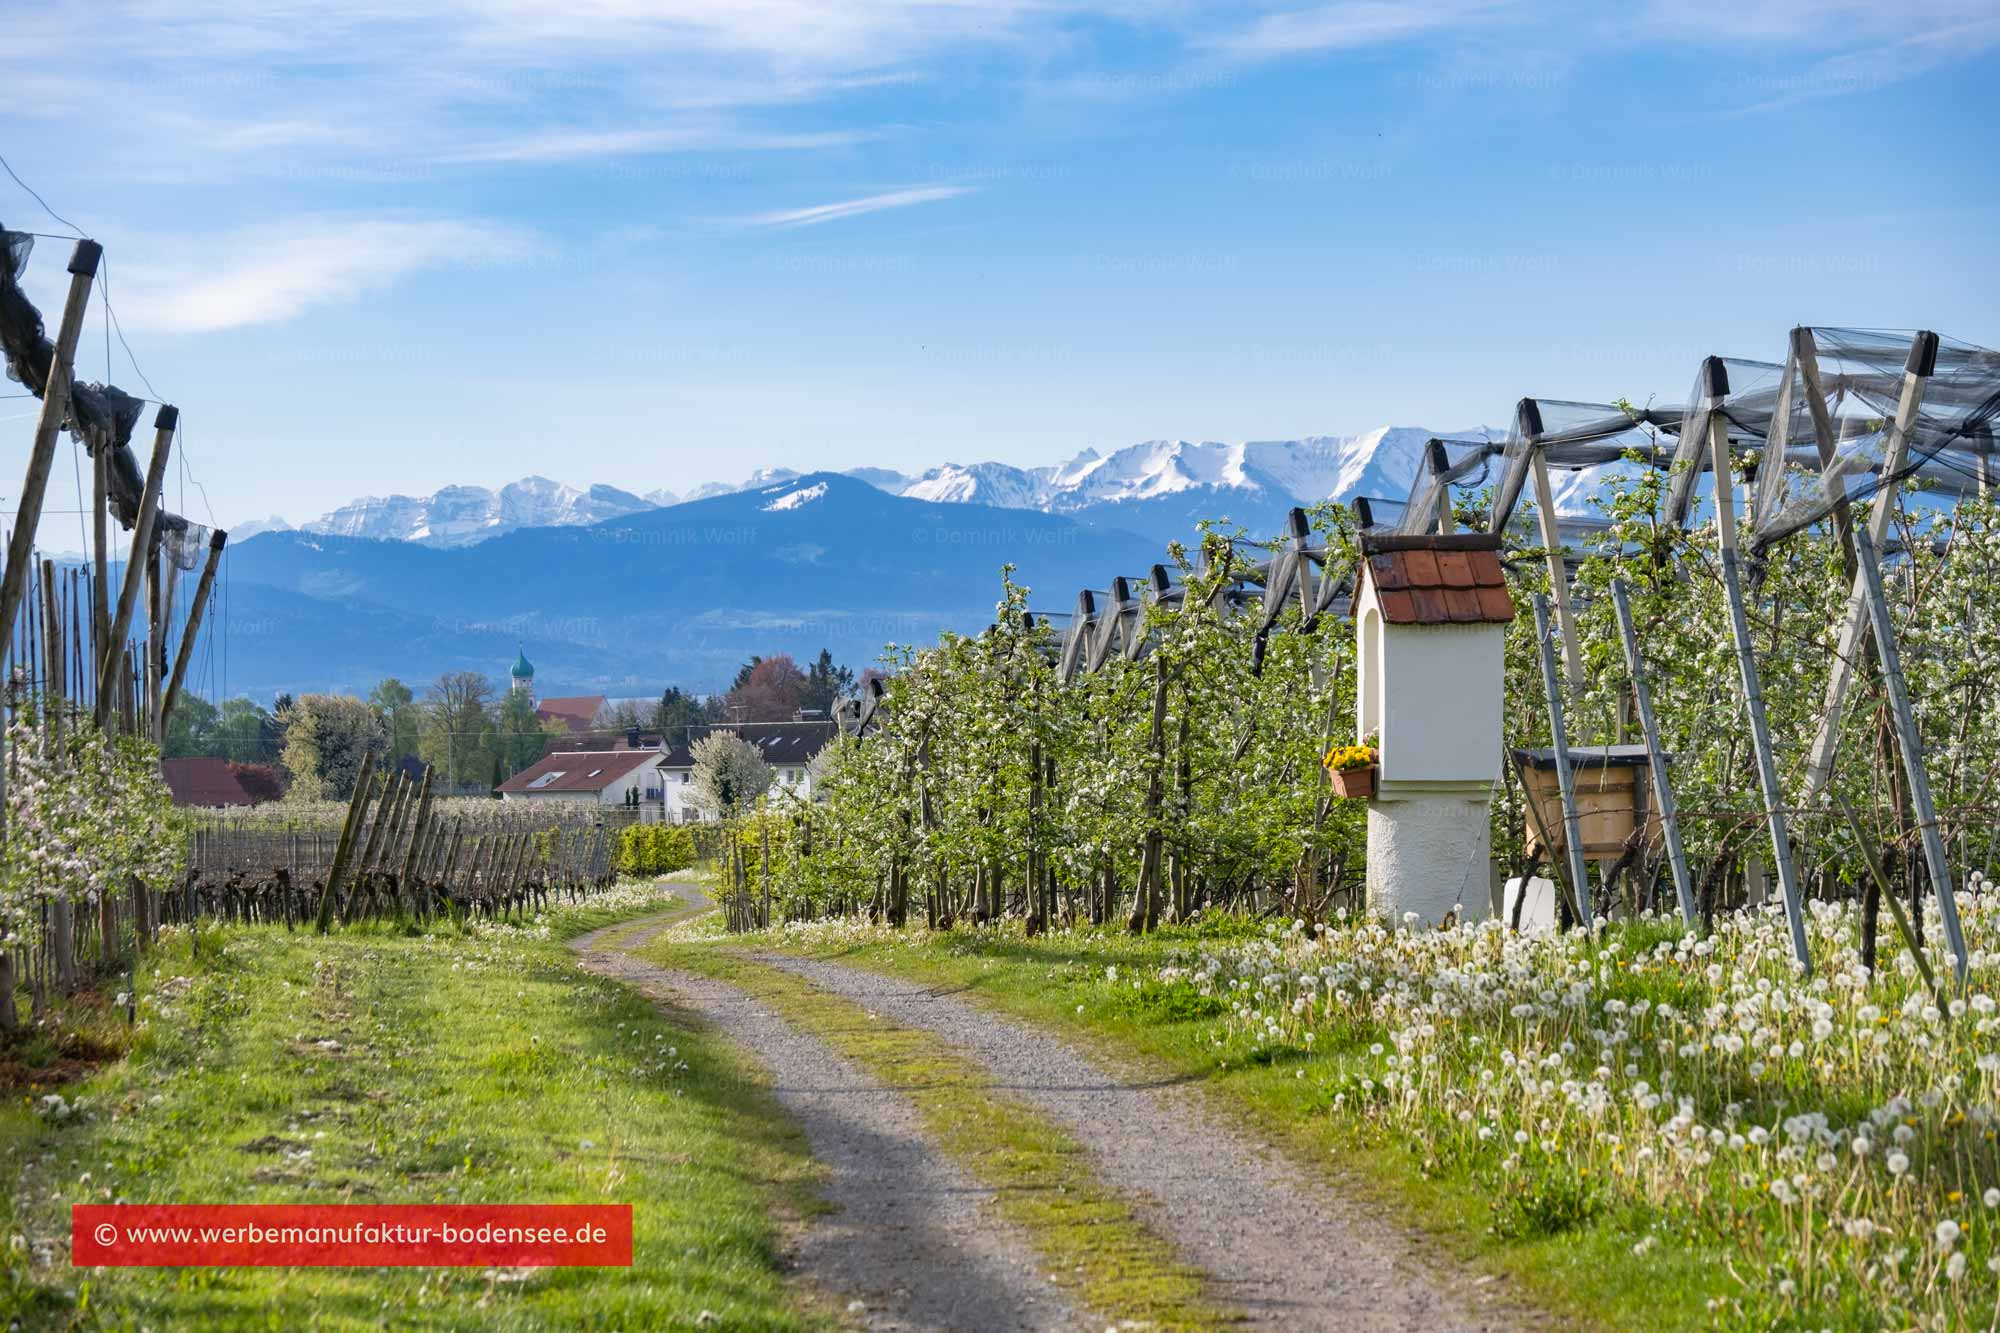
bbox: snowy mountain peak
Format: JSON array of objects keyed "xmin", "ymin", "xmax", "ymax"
[{"xmin": 299, "ymin": 477, "xmax": 665, "ymax": 547}]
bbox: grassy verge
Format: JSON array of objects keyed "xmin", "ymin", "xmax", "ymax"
[
  {"xmin": 734, "ymin": 917, "xmax": 1712, "ymax": 1332},
  {"xmin": 636, "ymin": 936, "xmax": 1232, "ymax": 1330},
  {"xmin": 0, "ymin": 880, "xmax": 828, "ymax": 1331}
]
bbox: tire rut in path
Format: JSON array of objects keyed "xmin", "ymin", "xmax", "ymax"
[
  {"xmin": 750, "ymin": 952, "xmax": 1517, "ymax": 1332},
  {"xmin": 570, "ymin": 915, "xmax": 1081, "ymax": 1332}
]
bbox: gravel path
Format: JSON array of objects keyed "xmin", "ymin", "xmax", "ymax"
[
  {"xmin": 570, "ymin": 908, "xmax": 1081, "ymax": 1332},
  {"xmin": 749, "ymin": 952, "xmax": 1515, "ymax": 1331}
]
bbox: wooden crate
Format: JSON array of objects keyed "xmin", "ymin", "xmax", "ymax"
[{"xmin": 1512, "ymin": 745, "xmax": 1659, "ymax": 857}]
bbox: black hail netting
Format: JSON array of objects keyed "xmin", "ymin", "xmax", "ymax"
[
  {"xmin": 1665, "ymin": 357, "xmax": 1782, "ymax": 528},
  {"xmin": 1488, "ymin": 398, "xmax": 1681, "ymax": 533},
  {"xmin": 0, "ymin": 226, "xmax": 192, "ymax": 549},
  {"xmin": 1393, "ymin": 437, "xmax": 1505, "ymax": 535},
  {"xmin": 1750, "ymin": 328, "xmax": 2000, "ymax": 552}
]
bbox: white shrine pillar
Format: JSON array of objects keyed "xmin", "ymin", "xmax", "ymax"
[{"xmin": 1354, "ymin": 532, "xmax": 1515, "ymax": 925}]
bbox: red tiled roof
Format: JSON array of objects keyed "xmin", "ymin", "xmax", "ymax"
[
  {"xmin": 162, "ymin": 757, "xmax": 256, "ymax": 808},
  {"xmin": 535, "ymin": 695, "xmax": 605, "ymax": 733},
  {"xmin": 497, "ymin": 748, "xmax": 659, "ymax": 795},
  {"xmin": 1359, "ymin": 532, "xmax": 1515, "ymax": 625}
]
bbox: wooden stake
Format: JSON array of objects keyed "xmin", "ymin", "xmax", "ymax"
[
  {"xmin": 0, "ymin": 241, "xmax": 99, "ymax": 667},
  {"xmin": 316, "ymin": 749, "xmax": 377, "ymax": 933},
  {"xmin": 97, "ymin": 407, "xmax": 175, "ymax": 727},
  {"xmin": 162, "ymin": 528, "xmax": 226, "ymax": 730}
]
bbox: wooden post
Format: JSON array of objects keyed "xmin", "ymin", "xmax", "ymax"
[
  {"xmin": 1801, "ymin": 332, "xmax": 1937, "ymax": 805},
  {"xmin": 399, "ymin": 772, "xmax": 435, "ymax": 889},
  {"xmin": 1426, "ymin": 438, "xmax": 1455, "ymax": 534},
  {"xmin": 315, "ymin": 750, "xmax": 377, "ymax": 933},
  {"xmin": 91, "ymin": 442, "xmax": 109, "ymax": 675},
  {"xmin": 40, "ymin": 559, "xmax": 61, "ymax": 741},
  {"xmin": 1610, "ymin": 580, "xmax": 1697, "ymax": 926},
  {"xmin": 1530, "ymin": 594, "xmax": 1593, "ymax": 924},
  {"xmin": 0, "ymin": 241, "xmax": 99, "ymax": 668},
  {"xmin": 1716, "ymin": 531, "xmax": 1812, "ymax": 970},
  {"xmin": 1852, "ymin": 527, "xmax": 1965, "ymax": 983},
  {"xmin": 97, "ymin": 407, "xmax": 175, "ymax": 728},
  {"xmin": 161, "ymin": 528, "xmax": 227, "ymax": 729},
  {"xmin": 145, "ymin": 546, "xmax": 164, "ymax": 743}
]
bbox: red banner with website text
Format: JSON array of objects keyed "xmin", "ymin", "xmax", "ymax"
[{"xmin": 72, "ymin": 1204, "xmax": 633, "ymax": 1267}]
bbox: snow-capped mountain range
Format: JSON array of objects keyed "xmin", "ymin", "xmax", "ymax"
[
  {"xmin": 250, "ymin": 429, "xmax": 1504, "ymax": 547},
  {"xmin": 240, "ymin": 477, "xmax": 682, "ymax": 547}
]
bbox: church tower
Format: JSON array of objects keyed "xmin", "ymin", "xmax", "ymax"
[{"xmin": 510, "ymin": 645, "xmax": 535, "ymax": 702}]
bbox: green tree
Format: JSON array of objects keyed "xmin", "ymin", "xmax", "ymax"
[
  {"xmin": 687, "ymin": 732, "xmax": 773, "ymax": 817},
  {"xmin": 369, "ymin": 678, "xmax": 422, "ymax": 766},
  {"xmin": 419, "ymin": 671, "xmax": 497, "ymax": 789},
  {"xmin": 493, "ymin": 686, "xmax": 562, "ymax": 778},
  {"xmin": 163, "ymin": 694, "xmax": 220, "ymax": 758},
  {"xmin": 280, "ymin": 694, "xmax": 386, "ymax": 802},
  {"xmin": 650, "ymin": 686, "xmax": 717, "ymax": 742},
  {"xmin": 216, "ymin": 697, "xmax": 281, "ymax": 763},
  {"xmin": 799, "ymin": 649, "xmax": 854, "ymax": 718}
]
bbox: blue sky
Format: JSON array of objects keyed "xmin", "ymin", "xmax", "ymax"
[{"xmin": 2, "ymin": 0, "xmax": 1996, "ymax": 533}]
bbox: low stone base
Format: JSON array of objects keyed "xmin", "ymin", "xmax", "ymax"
[{"xmin": 1365, "ymin": 792, "xmax": 1493, "ymax": 926}]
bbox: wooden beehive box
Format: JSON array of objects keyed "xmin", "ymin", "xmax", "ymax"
[{"xmin": 1512, "ymin": 745, "xmax": 1660, "ymax": 857}]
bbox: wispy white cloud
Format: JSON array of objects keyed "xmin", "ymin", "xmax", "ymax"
[
  {"xmin": 112, "ymin": 218, "xmax": 531, "ymax": 334},
  {"xmin": 440, "ymin": 126, "xmax": 872, "ymax": 165},
  {"xmin": 740, "ymin": 185, "xmax": 976, "ymax": 229},
  {"xmin": 1208, "ymin": 1, "xmax": 1505, "ymax": 59},
  {"xmin": 1730, "ymin": 14, "xmax": 2000, "ymax": 110},
  {"xmin": 1633, "ymin": 0, "xmax": 1996, "ymax": 42}
]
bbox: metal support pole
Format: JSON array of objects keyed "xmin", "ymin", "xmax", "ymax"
[
  {"xmin": 1801, "ymin": 332, "xmax": 1937, "ymax": 804},
  {"xmin": 1718, "ymin": 545, "xmax": 1812, "ymax": 972},
  {"xmin": 1531, "ymin": 450, "xmax": 1585, "ymax": 697},
  {"xmin": 1530, "ymin": 593, "xmax": 1592, "ymax": 925},
  {"xmin": 1852, "ymin": 527, "xmax": 1965, "ymax": 984},
  {"xmin": 1610, "ymin": 580, "xmax": 1696, "ymax": 926}
]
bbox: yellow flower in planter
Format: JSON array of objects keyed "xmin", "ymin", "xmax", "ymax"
[{"xmin": 1322, "ymin": 743, "xmax": 1378, "ymax": 773}]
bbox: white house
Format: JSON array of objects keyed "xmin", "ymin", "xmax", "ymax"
[
  {"xmin": 496, "ymin": 747, "xmax": 660, "ymax": 810},
  {"xmin": 653, "ymin": 721, "xmax": 838, "ymax": 823}
]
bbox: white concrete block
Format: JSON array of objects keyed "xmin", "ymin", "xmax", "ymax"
[
  {"xmin": 1502, "ymin": 875, "xmax": 1558, "ymax": 933},
  {"xmin": 1366, "ymin": 793, "xmax": 1493, "ymax": 927}
]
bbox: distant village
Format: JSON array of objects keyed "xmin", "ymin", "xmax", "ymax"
[{"xmin": 158, "ymin": 647, "xmax": 858, "ymax": 822}]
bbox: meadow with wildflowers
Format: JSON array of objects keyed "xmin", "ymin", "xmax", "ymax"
[{"xmin": 738, "ymin": 888, "xmax": 2000, "ymax": 1332}]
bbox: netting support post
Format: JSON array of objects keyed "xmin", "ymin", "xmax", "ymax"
[
  {"xmin": 90, "ymin": 437, "xmax": 109, "ymax": 699},
  {"xmin": 1852, "ymin": 526, "xmax": 1965, "ymax": 985},
  {"xmin": 1530, "ymin": 593, "xmax": 1592, "ymax": 925},
  {"xmin": 1800, "ymin": 332, "xmax": 1936, "ymax": 806},
  {"xmin": 1610, "ymin": 579, "xmax": 1697, "ymax": 926},
  {"xmin": 161, "ymin": 528, "xmax": 228, "ymax": 729},
  {"xmin": 1712, "ymin": 456, "xmax": 1808, "ymax": 964},
  {"xmin": 0, "ymin": 240, "xmax": 99, "ymax": 690},
  {"xmin": 97, "ymin": 406, "xmax": 174, "ymax": 730},
  {"xmin": 1530, "ymin": 449, "xmax": 1585, "ymax": 699}
]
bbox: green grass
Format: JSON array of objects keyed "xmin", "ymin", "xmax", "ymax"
[
  {"xmin": 0, "ymin": 886, "xmax": 830, "ymax": 1331},
  {"xmin": 744, "ymin": 916, "xmax": 1722, "ymax": 1332},
  {"xmin": 636, "ymin": 939, "xmax": 1233, "ymax": 1330}
]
